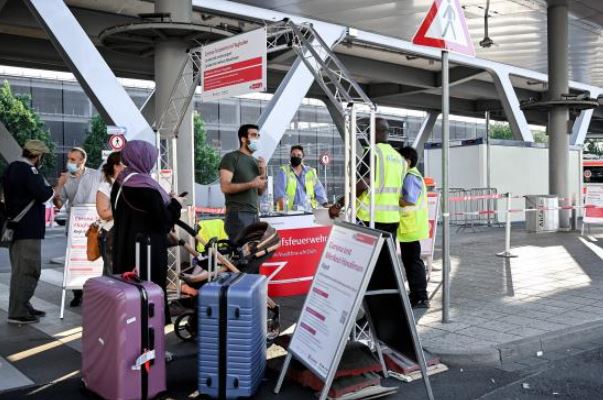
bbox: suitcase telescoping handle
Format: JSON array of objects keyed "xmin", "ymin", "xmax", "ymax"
[{"xmin": 134, "ymin": 234, "xmax": 152, "ymax": 281}]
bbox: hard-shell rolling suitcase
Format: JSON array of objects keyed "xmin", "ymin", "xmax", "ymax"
[
  {"xmin": 198, "ymin": 270, "xmax": 267, "ymax": 399},
  {"xmin": 82, "ymin": 236, "xmax": 166, "ymax": 400}
]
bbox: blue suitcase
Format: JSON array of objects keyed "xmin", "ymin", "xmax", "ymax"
[{"xmin": 198, "ymin": 273, "xmax": 267, "ymax": 399}]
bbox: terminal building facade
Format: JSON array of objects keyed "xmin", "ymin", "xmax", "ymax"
[{"xmin": 2, "ymin": 71, "xmax": 488, "ymax": 199}]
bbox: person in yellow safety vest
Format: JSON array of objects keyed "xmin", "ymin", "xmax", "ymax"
[
  {"xmin": 274, "ymin": 145, "xmax": 328, "ymax": 211},
  {"xmin": 356, "ymin": 118, "xmax": 408, "ymax": 233},
  {"xmin": 328, "ymin": 118, "xmax": 407, "ymax": 238},
  {"xmin": 397, "ymin": 146, "xmax": 430, "ymax": 309},
  {"xmin": 195, "ymin": 219, "xmax": 228, "ymax": 253}
]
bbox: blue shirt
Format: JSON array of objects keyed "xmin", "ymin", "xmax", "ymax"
[
  {"xmin": 402, "ymin": 174, "xmax": 422, "ymax": 204},
  {"xmin": 274, "ymin": 165, "xmax": 328, "ymax": 208}
]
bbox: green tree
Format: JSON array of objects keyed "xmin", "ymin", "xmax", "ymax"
[
  {"xmin": 0, "ymin": 81, "xmax": 55, "ymax": 176},
  {"xmin": 488, "ymin": 122, "xmax": 513, "ymax": 140},
  {"xmin": 83, "ymin": 114, "xmax": 107, "ymax": 169},
  {"xmin": 194, "ymin": 113, "xmax": 220, "ymax": 184},
  {"xmin": 533, "ymin": 131, "xmax": 548, "ymax": 144}
]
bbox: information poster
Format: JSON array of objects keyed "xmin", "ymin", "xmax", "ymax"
[
  {"xmin": 201, "ymin": 28, "xmax": 267, "ymax": 101},
  {"xmin": 420, "ymin": 192, "xmax": 440, "ymax": 257},
  {"xmin": 63, "ymin": 205, "xmax": 103, "ymax": 289},
  {"xmin": 288, "ymin": 224, "xmax": 381, "ymax": 379},
  {"xmin": 584, "ymin": 184, "xmax": 603, "ymax": 225}
]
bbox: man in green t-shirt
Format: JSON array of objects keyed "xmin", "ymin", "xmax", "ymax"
[{"xmin": 219, "ymin": 124, "xmax": 267, "ymax": 240}]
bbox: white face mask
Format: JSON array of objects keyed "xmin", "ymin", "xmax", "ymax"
[
  {"xmin": 248, "ymin": 139, "xmax": 259, "ymax": 153},
  {"xmin": 66, "ymin": 162, "xmax": 79, "ymax": 174}
]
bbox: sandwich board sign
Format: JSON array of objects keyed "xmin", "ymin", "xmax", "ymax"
[
  {"xmin": 60, "ymin": 205, "xmax": 104, "ymax": 319},
  {"xmin": 412, "ymin": 0, "xmax": 475, "ymax": 57},
  {"xmin": 274, "ymin": 222, "xmax": 435, "ymax": 400}
]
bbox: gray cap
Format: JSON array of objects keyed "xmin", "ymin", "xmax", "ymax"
[{"xmin": 23, "ymin": 140, "xmax": 50, "ymax": 155}]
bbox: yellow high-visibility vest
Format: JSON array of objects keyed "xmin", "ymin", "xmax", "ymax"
[
  {"xmin": 195, "ymin": 219, "xmax": 228, "ymax": 253},
  {"xmin": 357, "ymin": 142, "xmax": 407, "ymax": 223},
  {"xmin": 281, "ymin": 165, "xmax": 318, "ymax": 209},
  {"xmin": 397, "ymin": 167, "xmax": 429, "ymax": 242}
]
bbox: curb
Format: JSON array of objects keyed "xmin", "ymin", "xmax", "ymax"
[{"xmin": 426, "ymin": 319, "xmax": 603, "ymax": 366}]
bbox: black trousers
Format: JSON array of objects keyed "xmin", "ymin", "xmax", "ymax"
[{"xmin": 399, "ymin": 241, "xmax": 428, "ymax": 303}]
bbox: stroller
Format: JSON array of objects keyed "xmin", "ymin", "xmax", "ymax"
[{"xmin": 172, "ymin": 220, "xmax": 282, "ymax": 344}]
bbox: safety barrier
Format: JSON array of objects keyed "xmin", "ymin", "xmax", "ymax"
[{"xmin": 447, "ymin": 188, "xmax": 500, "ymax": 231}]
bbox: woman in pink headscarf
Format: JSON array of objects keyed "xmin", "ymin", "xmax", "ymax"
[{"xmin": 111, "ymin": 140, "xmax": 184, "ymax": 323}]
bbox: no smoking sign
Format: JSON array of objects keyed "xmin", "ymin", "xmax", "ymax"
[{"xmin": 108, "ymin": 134, "xmax": 126, "ymax": 151}]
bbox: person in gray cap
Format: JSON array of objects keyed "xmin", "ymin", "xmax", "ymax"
[{"xmin": 2, "ymin": 140, "xmax": 55, "ymax": 324}]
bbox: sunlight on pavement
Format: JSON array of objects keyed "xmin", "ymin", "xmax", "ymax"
[{"xmin": 26, "ymin": 369, "xmax": 80, "ymax": 396}]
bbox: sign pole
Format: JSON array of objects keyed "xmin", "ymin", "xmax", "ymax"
[{"xmin": 441, "ymin": 49, "xmax": 451, "ymax": 323}]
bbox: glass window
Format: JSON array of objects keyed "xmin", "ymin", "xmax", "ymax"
[
  {"xmin": 206, "ymin": 128, "xmax": 220, "ymax": 150},
  {"xmin": 196, "ymin": 101, "xmax": 219, "ymax": 125},
  {"xmin": 240, "ymin": 99, "xmax": 261, "ymax": 123},
  {"xmin": 32, "ymin": 85, "xmax": 62, "ymax": 114},
  {"xmin": 63, "ymin": 121, "xmax": 89, "ymax": 148},
  {"xmin": 63, "ymin": 89, "xmax": 91, "ymax": 118},
  {"xmin": 220, "ymin": 128, "xmax": 239, "ymax": 152},
  {"xmin": 219, "ymin": 99, "xmax": 240, "ymax": 127}
]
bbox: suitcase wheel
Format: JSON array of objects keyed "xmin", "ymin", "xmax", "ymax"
[{"xmin": 174, "ymin": 311, "xmax": 197, "ymax": 342}]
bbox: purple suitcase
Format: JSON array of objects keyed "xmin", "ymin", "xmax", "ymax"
[{"xmin": 82, "ymin": 237, "xmax": 166, "ymax": 399}]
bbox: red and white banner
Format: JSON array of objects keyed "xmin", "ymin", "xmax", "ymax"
[
  {"xmin": 260, "ymin": 225, "xmax": 332, "ymax": 297},
  {"xmin": 201, "ymin": 28, "xmax": 267, "ymax": 101},
  {"xmin": 584, "ymin": 184, "xmax": 603, "ymax": 225}
]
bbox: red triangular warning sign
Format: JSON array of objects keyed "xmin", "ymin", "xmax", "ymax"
[{"xmin": 412, "ymin": 0, "xmax": 475, "ymax": 56}]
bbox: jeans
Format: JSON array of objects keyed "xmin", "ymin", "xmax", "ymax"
[
  {"xmin": 9, "ymin": 239, "xmax": 41, "ymax": 318},
  {"xmin": 224, "ymin": 210, "xmax": 259, "ymax": 242}
]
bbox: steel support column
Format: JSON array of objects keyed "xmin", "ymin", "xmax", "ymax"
[
  {"xmin": 412, "ymin": 111, "xmax": 439, "ymax": 162},
  {"xmin": 547, "ymin": 0, "xmax": 570, "ymax": 229},
  {"xmin": 0, "ymin": 121, "xmax": 22, "ymax": 164},
  {"xmin": 570, "ymin": 108, "xmax": 594, "ymax": 146},
  {"xmin": 154, "ymin": 0, "xmax": 194, "ymax": 297},
  {"xmin": 24, "ymin": 0, "xmax": 154, "ymax": 143},
  {"xmin": 255, "ymin": 27, "xmax": 346, "ymax": 161}
]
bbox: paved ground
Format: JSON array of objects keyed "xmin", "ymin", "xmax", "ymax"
[
  {"xmin": 417, "ymin": 225, "xmax": 603, "ymax": 365},
  {"xmin": 1, "ymin": 224, "xmax": 603, "ymax": 398}
]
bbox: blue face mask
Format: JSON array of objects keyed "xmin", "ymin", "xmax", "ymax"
[
  {"xmin": 66, "ymin": 162, "xmax": 79, "ymax": 174},
  {"xmin": 248, "ymin": 139, "xmax": 259, "ymax": 153}
]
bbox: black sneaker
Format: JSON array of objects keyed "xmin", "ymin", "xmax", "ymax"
[
  {"xmin": 29, "ymin": 309, "xmax": 46, "ymax": 317},
  {"xmin": 7, "ymin": 315, "xmax": 39, "ymax": 325},
  {"xmin": 412, "ymin": 299, "xmax": 431, "ymax": 309},
  {"xmin": 70, "ymin": 296, "xmax": 82, "ymax": 307}
]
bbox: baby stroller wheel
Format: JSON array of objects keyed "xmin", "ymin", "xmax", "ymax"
[{"xmin": 174, "ymin": 311, "xmax": 197, "ymax": 342}]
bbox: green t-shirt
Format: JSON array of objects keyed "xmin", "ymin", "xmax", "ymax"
[{"xmin": 219, "ymin": 150, "xmax": 260, "ymax": 212}]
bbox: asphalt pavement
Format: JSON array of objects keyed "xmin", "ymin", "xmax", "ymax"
[
  {"xmin": 2, "ymin": 336, "xmax": 603, "ymax": 399},
  {"xmin": 0, "ymin": 226, "xmax": 66, "ymax": 273}
]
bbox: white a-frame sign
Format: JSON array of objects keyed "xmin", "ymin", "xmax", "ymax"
[{"xmin": 274, "ymin": 221, "xmax": 435, "ymax": 400}]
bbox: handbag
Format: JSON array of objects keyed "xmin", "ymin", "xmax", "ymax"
[
  {"xmin": 1, "ymin": 200, "xmax": 35, "ymax": 248},
  {"xmin": 86, "ymin": 221, "xmax": 101, "ymax": 261}
]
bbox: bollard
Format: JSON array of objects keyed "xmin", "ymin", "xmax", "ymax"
[{"xmin": 497, "ymin": 192, "xmax": 517, "ymax": 258}]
